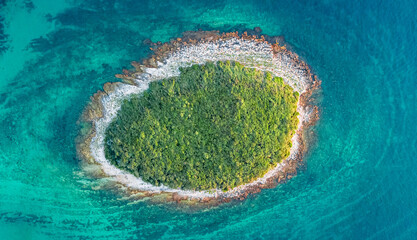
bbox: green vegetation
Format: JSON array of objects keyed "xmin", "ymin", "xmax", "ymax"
[{"xmin": 104, "ymin": 61, "xmax": 299, "ymax": 191}]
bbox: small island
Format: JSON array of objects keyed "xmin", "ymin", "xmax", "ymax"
[
  {"xmin": 76, "ymin": 30, "xmax": 320, "ymax": 203},
  {"xmin": 104, "ymin": 61, "xmax": 299, "ymax": 191}
]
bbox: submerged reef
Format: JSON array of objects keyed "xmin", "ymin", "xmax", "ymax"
[{"xmin": 76, "ymin": 30, "xmax": 320, "ymax": 204}]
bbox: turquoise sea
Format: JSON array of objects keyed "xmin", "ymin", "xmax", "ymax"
[{"xmin": 1, "ymin": 0, "xmax": 416, "ymax": 239}]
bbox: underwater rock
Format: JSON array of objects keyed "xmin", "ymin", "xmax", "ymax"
[
  {"xmin": 254, "ymin": 26, "xmax": 262, "ymax": 33},
  {"xmin": 142, "ymin": 38, "xmax": 152, "ymax": 45}
]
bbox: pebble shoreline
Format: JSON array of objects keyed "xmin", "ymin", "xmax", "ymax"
[{"xmin": 76, "ymin": 30, "xmax": 320, "ymax": 204}]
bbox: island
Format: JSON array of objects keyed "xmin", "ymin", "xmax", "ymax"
[
  {"xmin": 105, "ymin": 61, "xmax": 299, "ymax": 191},
  {"xmin": 76, "ymin": 30, "xmax": 320, "ymax": 203}
]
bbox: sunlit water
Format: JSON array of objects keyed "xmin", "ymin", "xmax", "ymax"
[{"xmin": 0, "ymin": 0, "xmax": 416, "ymax": 239}]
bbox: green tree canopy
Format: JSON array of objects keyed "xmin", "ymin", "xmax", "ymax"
[{"xmin": 104, "ymin": 61, "xmax": 299, "ymax": 191}]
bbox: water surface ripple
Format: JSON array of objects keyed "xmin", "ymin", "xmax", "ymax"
[{"xmin": 0, "ymin": 0, "xmax": 416, "ymax": 239}]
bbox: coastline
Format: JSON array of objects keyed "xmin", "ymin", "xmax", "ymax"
[{"xmin": 76, "ymin": 30, "xmax": 320, "ymax": 204}]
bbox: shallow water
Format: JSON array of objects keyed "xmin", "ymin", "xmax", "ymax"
[{"xmin": 0, "ymin": 0, "xmax": 416, "ymax": 239}]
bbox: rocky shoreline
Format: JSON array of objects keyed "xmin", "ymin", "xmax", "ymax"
[{"xmin": 76, "ymin": 29, "xmax": 320, "ymax": 205}]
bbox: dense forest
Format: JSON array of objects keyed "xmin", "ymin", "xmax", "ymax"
[{"xmin": 104, "ymin": 61, "xmax": 299, "ymax": 191}]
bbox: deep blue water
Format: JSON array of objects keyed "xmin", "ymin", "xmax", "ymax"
[{"xmin": 0, "ymin": 0, "xmax": 416, "ymax": 239}]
